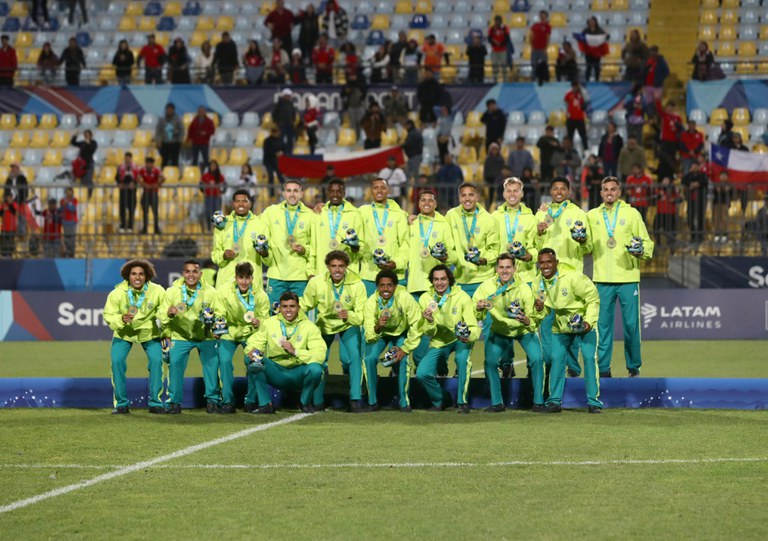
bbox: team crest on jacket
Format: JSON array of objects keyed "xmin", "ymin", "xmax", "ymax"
[
  {"xmin": 451, "ymin": 307, "xmax": 458, "ymax": 315},
  {"xmin": 474, "ymin": 227, "xmax": 480, "ymax": 234},
  {"xmin": 432, "ymin": 232, "xmax": 438, "ymax": 238},
  {"xmin": 344, "ymin": 295, "xmax": 351, "ymax": 303},
  {"xmin": 387, "ymin": 220, "xmax": 393, "ymax": 227},
  {"xmin": 299, "ymin": 222, "xmax": 305, "ymax": 229},
  {"xmin": 619, "ymin": 219, "xmax": 626, "ymax": 226},
  {"xmin": 296, "ymin": 335, "xmax": 303, "ymax": 342},
  {"xmin": 518, "ymin": 225, "xmax": 524, "ymax": 232},
  {"xmin": 561, "ymin": 288, "xmax": 568, "ymax": 296},
  {"xmin": 566, "ymin": 218, "xmax": 573, "ymax": 226},
  {"xmin": 342, "ymin": 222, "xmax": 349, "ymax": 229}
]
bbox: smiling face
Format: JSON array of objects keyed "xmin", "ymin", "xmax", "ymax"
[
  {"xmin": 235, "ymin": 274, "xmax": 253, "ymax": 293},
  {"xmin": 496, "ymin": 257, "xmax": 515, "ymax": 283},
  {"xmin": 431, "ymin": 269, "xmax": 450, "ymax": 295},
  {"xmin": 601, "ymin": 179, "xmax": 621, "ymax": 205},
  {"xmin": 371, "ymin": 180, "xmax": 389, "ymax": 204},
  {"xmin": 459, "ymin": 186, "xmax": 478, "ymax": 212},
  {"xmin": 327, "ymin": 258, "xmax": 348, "ymax": 283},
  {"xmin": 537, "ymin": 252, "xmax": 558, "ymax": 280},
  {"xmin": 233, "ymin": 193, "xmax": 251, "ymax": 216},
  {"xmin": 418, "ymin": 192, "xmax": 437, "ymax": 215},
  {"xmin": 129, "ymin": 266, "xmax": 147, "ymax": 290},
  {"xmin": 503, "ymin": 181, "xmax": 523, "ymax": 208},
  {"xmin": 328, "ymin": 182, "xmax": 345, "ymax": 206},
  {"xmin": 280, "ymin": 299, "xmax": 299, "ymax": 322},
  {"xmin": 377, "ymin": 277, "xmax": 396, "ymax": 300},
  {"xmin": 182, "ymin": 263, "xmax": 201, "ymax": 288},
  {"xmin": 550, "ymin": 181, "xmax": 570, "ymax": 204},
  {"xmin": 283, "ymin": 182, "xmax": 303, "ymax": 206}
]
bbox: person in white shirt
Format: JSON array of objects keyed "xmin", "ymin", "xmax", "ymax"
[{"xmin": 377, "ymin": 156, "xmax": 408, "ymax": 207}]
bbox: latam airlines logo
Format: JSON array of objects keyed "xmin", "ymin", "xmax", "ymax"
[{"xmin": 640, "ymin": 303, "xmax": 722, "ymax": 330}]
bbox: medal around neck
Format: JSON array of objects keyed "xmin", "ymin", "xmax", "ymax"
[
  {"xmin": 286, "ymin": 234, "xmax": 296, "ymax": 246},
  {"xmin": 377, "ymin": 234, "xmax": 387, "ymax": 246},
  {"xmin": 333, "ymin": 300, "xmax": 343, "ymax": 312},
  {"xmin": 544, "ymin": 214, "xmax": 555, "ymax": 225},
  {"xmin": 244, "ymin": 311, "xmax": 255, "ymax": 323},
  {"xmin": 606, "ymin": 237, "xmax": 617, "ymax": 249},
  {"xmin": 380, "ymin": 308, "xmax": 391, "ymax": 319},
  {"xmin": 175, "ymin": 303, "xmax": 187, "ymax": 313},
  {"xmin": 426, "ymin": 300, "xmax": 439, "ymax": 312},
  {"xmin": 419, "ymin": 246, "xmax": 430, "ymax": 259},
  {"xmin": 329, "ymin": 238, "xmax": 340, "ymax": 249},
  {"xmin": 127, "ymin": 306, "xmax": 138, "ymax": 316}
]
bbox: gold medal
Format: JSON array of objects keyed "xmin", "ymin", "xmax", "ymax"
[
  {"xmin": 176, "ymin": 303, "xmax": 187, "ymax": 313},
  {"xmin": 244, "ymin": 311, "xmax": 255, "ymax": 323},
  {"xmin": 537, "ymin": 291, "xmax": 546, "ymax": 303},
  {"xmin": 420, "ymin": 246, "xmax": 430, "ymax": 258},
  {"xmin": 427, "ymin": 300, "xmax": 439, "ymax": 312},
  {"xmin": 127, "ymin": 306, "xmax": 138, "ymax": 316},
  {"xmin": 377, "ymin": 235, "xmax": 387, "ymax": 246},
  {"xmin": 381, "ymin": 309, "xmax": 391, "ymax": 319},
  {"xmin": 607, "ymin": 237, "xmax": 617, "ymax": 249},
  {"xmin": 481, "ymin": 299, "xmax": 492, "ymax": 310},
  {"xmin": 232, "ymin": 242, "xmax": 240, "ymax": 253},
  {"xmin": 287, "ymin": 235, "xmax": 296, "ymax": 246},
  {"xmin": 544, "ymin": 215, "xmax": 554, "ymax": 225},
  {"xmin": 329, "ymin": 239, "xmax": 339, "ymax": 249},
  {"xmin": 333, "ymin": 301, "xmax": 343, "ymax": 312}
]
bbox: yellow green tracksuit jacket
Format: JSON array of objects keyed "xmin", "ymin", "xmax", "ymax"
[
  {"xmin": 213, "ymin": 280, "xmax": 271, "ymax": 342},
  {"xmin": 245, "ymin": 312, "xmax": 327, "ymax": 368},
  {"xmin": 103, "ymin": 281, "xmax": 165, "ymax": 342},
  {"xmin": 534, "ymin": 200, "xmax": 590, "ymax": 273},
  {"xmin": 358, "ymin": 199, "xmax": 410, "ymax": 282},
  {"xmin": 446, "ymin": 205, "xmax": 500, "ymax": 285},
  {"xmin": 300, "ymin": 269, "xmax": 367, "ymax": 335},
  {"xmin": 363, "ymin": 287, "xmax": 422, "ymax": 353},
  {"xmin": 158, "ymin": 277, "xmax": 220, "ymax": 341},
  {"xmin": 418, "ymin": 286, "xmax": 479, "ymax": 347},
  {"xmin": 407, "ymin": 211, "xmax": 458, "ymax": 293},
  {"xmin": 586, "ymin": 200, "xmax": 654, "ymax": 283},
  {"xmin": 308, "ymin": 199, "xmax": 365, "ymax": 276},
  {"xmin": 211, "ymin": 211, "xmax": 263, "ymax": 289},
  {"xmin": 535, "ymin": 266, "xmax": 600, "ymax": 334},
  {"xmin": 492, "ymin": 202, "xmax": 539, "ymax": 283},
  {"xmin": 472, "ymin": 276, "xmax": 542, "ymax": 337},
  {"xmin": 260, "ymin": 201, "xmax": 315, "ymax": 281}
]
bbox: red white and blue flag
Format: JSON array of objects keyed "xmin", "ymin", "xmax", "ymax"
[
  {"xmin": 277, "ymin": 145, "xmax": 405, "ymax": 178},
  {"xmin": 710, "ymin": 143, "xmax": 768, "ymax": 186},
  {"xmin": 572, "ymin": 32, "xmax": 609, "ymax": 57}
]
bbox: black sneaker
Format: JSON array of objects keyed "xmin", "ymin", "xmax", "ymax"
[
  {"xmin": 541, "ymin": 404, "xmax": 562, "ymax": 413},
  {"xmin": 628, "ymin": 369, "xmax": 640, "ymax": 378},
  {"xmin": 168, "ymin": 403, "xmax": 182, "ymax": 414},
  {"xmin": 313, "ymin": 403, "xmax": 326, "ymax": 412},
  {"xmin": 457, "ymin": 404, "xmax": 470, "ymax": 414},
  {"xmin": 349, "ymin": 400, "xmax": 372, "ymax": 413},
  {"xmin": 111, "ymin": 406, "xmax": 129, "ymax": 414},
  {"xmin": 484, "ymin": 404, "xmax": 506, "ymax": 413},
  {"xmin": 400, "ymin": 406, "xmax": 413, "ymax": 412},
  {"xmin": 567, "ymin": 368, "xmax": 580, "ymax": 378},
  {"xmin": 369, "ymin": 403, "xmax": 381, "ymax": 412},
  {"xmin": 148, "ymin": 406, "xmax": 166, "ymax": 414},
  {"xmin": 531, "ymin": 404, "xmax": 547, "ymax": 413},
  {"xmin": 206, "ymin": 402, "xmax": 220, "ymax": 414},
  {"xmin": 218, "ymin": 404, "xmax": 236, "ymax": 414},
  {"xmin": 588, "ymin": 405, "xmax": 603, "ymax": 414},
  {"xmin": 300, "ymin": 404, "xmax": 315, "ymax": 413},
  {"xmin": 501, "ymin": 364, "xmax": 516, "ymax": 378},
  {"xmin": 253, "ymin": 403, "xmax": 275, "ymax": 414},
  {"xmin": 428, "ymin": 405, "xmax": 443, "ymax": 412},
  {"xmin": 599, "ymin": 370, "xmax": 612, "ymax": 378},
  {"xmin": 243, "ymin": 403, "xmax": 257, "ymax": 413}
]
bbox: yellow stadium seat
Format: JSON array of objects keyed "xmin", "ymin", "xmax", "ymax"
[
  {"xmin": 460, "ymin": 165, "xmax": 474, "ymax": 181},
  {"xmin": 130, "ymin": 148, "xmax": 147, "ymax": 165},
  {"xmin": 154, "ymin": 32, "xmax": 170, "ymax": 48},
  {"xmin": 591, "ymin": 0, "xmax": 609, "ymax": 10},
  {"xmin": 381, "ymin": 129, "xmax": 399, "ymax": 146},
  {"xmin": 549, "ymin": 110, "xmax": 567, "ymax": 127},
  {"xmin": 465, "ymin": 111, "xmax": 482, "ymax": 127},
  {"xmin": 97, "ymin": 166, "xmax": 117, "ymax": 185},
  {"xmin": 20, "ymin": 166, "xmax": 34, "ymax": 183},
  {"xmin": 731, "ymin": 108, "xmax": 750, "ymax": 126},
  {"xmin": 255, "ymin": 129, "xmax": 269, "ymax": 146},
  {"xmin": 9, "ymin": 2, "xmax": 28, "ymax": 17},
  {"xmin": 216, "ymin": 16, "xmax": 234, "ymax": 32},
  {"xmin": 521, "ymin": 43, "xmax": 531, "ymax": 61},
  {"xmin": 119, "ymin": 114, "xmax": 139, "ymax": 130},
  {"xmin": 415, "ymin": 0, "xmax": 432, "ymax": 11},
  {"xmin": 508, "ymin": 13, "xmax": 527, "ymax": 28},
  {"xmin": 138, "ymin": 17, "xmax": 157, "ymax": 32},
  {"xmin": 99, "ymin": 114, "xmax": 119, "ymax": 130},
  {"xmin": 739, "ymin": 41, "xmax": 757, "ymax": 58},
  {"xmin": 259, "ymin": 3, "xmax": 273, "ymax": 15},
  {"xmin": 102, "ymin": 149, "xmax": 120, "ymax": 166},
  {"xmin": 163, "ymin": 166, "xmax": 180, "ymax": 183},
  {"xmin": 492, "ymin": 0, "xmax": 507, "ymax": 14},
  {"xmin": 190, "ymin": 31, "xmax": 208, "ymax": 47},
  {"xmin": 709, "ymin": 108, "xmax": 729, "ymax": 126},
  {"xmin": 550, "ymin": 12, "xmax": 566, "ymax": 27},
  {"xmin": 406, "ymin": 29, "xmax": 424, "ymax": 43},
  {"xmin": 444, "ymin": 44, "xmax": 464, "ymax": 62},
  {"xmin": 125, "ymin": 1, "xmax": 144, "ymax": 16},
  {"xmin": 210, "ymin": 148, "xmax": 228, "ymax": 164},
  {"xmin": 457, "ymin": 146, "xmax": 477, "ymax": 165},
  {"xmin": 14, "ymin": 32, "xmax": 32, "ymax": 48},
  {"xmin": 133, "ymin": 130, "xmax": 153, "ymax": 147},
  {"xmin": 698, "ymin": 26, "xmax": 716, "ymax": 41},
  {"xmin": 2, "ymin": 148, "xmax": 23, "ymax": 165},
  {"xmin": 261, "ymin": 112, "xmax": 274, "ymax": 128},
  {"xmin": 182, "ymin": 166, "xmax": 201, "ymax": 184},
  {"xmin": 164, "ymin": 1, "xmax": 182, "ymax": 16},
  {"xmin": 337, "ymin": 128, "xmax": 357, "ymax": 146},
  {"xmin": 395, "ymin": 0, "xmax": 412, "ymax": 14},
  {"xmin": 228, "ymin": 148, "xmax": 249, "ymax": 166},
  {"xmin": 42, "ymin": 149, "xmax": 63, "ymax": 166},
  {"xmin": 39, "ymin": 114, "xmax": 57, "ymax": 130},
  {"xmin": 760, "ymin": 25, "xmax": 768, "ymax": 40},
  {"xmin": 732, "ymin": 125, "xmax": 749, "ymax": 142},
  {"xmin": 612, "ymin": 0, "xmax": 629, "ymax": 9},
  {"xmin": 0, "ymin": 114, "xmax": 16, "ymax": 130},
  {"xmin": 17, "ymin": 113, "xmax": 37, "ymax": 130},
  {"xmin": 370, "ymin": 14, "xmax": 390, "ymax": 30},
  {"xmin": 720, "ymin": 10, "xmax": 738, "ymax": 25},
  {"xmin": 547, "ymin": 44, "xmax": 559, "ymax": 62},
  {"xmin": 700, "ymin": 0, "xmax": 718, "ymax": 7},
  {"xmin": 699, "ymin": 10, "xmax": 717, "ymax": 25},
  {"xmin": 719, "ymin": 25, "xmax": 737, "ymax": 41},
  {"xmin": 196, "ymin": 16, "xmax": 215, "ymax": 31},
  {"xmin": 50, "ymin": 131, "xmax": 70, "ymax": 148},
  {"xmin": 29, "ymin": 131, "xmax": 50, "ymax": 148},
  {"xmin": 9, "ymin": 131, "xmax": 29, "ymax": 148},
  {"xmin": 441, "ymin": 66, "xmax": 458, "ymax": 83},
  {"xmin": 98, "ymin": 66, "xmax": 116, "ymax": 83},
  {"xmin": 118, "ymin": 16, "xmax": 137, "ymax": 31},
  {"xmin": 752, "ymin": 143, "xmax": 768, "ymax": 154},
  {"xmin": 717, "ymin": 42, "xmax": 736, "ymax": 57}
]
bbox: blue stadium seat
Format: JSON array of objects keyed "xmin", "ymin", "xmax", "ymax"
[
  {"xmin": 528, "ymin": 111, "xmax": 547, "ymax": 126},
  {"xmin": 0, "ymin": 2, "xmax": 8, "ymax": 17},
  {"xmin": 351, "ymin": 14, "xmax": 370, "ymax": 30},
  {"xmin": 355, "ymin": 1, "xmax": 374, "ymax": 14},
  {"xmin": 144, "ymin": 1, "xmax": 162, "ymax": 16},
  {"xmin": 367, "ymin": 30, "xmax": 385, "ymax": 45},
  {"xmin": 182, "ymin": 1, "xmax": 201, "ymax": 16},
  {"xmin": 157, "ymin": 17, "xmax": 176, "ymax": 31},
  {"xmin": 410, "ymin": 14, "xmax": 429, "ymax": 29},
  {"xmin": 2, "ymin": 17, "xmax": 20, "ymax": 32},
  {"xmin": 76, "ymin": 31, "xmax": 91, "ymax": 48}
]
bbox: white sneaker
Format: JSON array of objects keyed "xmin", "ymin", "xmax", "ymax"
[{"xmin": 714, "ymin": 235, "xmax": 720, "ymax": 243}]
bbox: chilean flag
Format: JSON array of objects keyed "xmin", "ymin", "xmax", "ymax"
[
  {"xmin": 277, "ymin": 145, "xmax": 405, "ymax": 178},
  {"xmin": 710, "ymin": 144, "xmax": 768, "ymax": 186},
  {"xmin": 572, "ymin": 32, "xmax": 609, "ymax": 57}
]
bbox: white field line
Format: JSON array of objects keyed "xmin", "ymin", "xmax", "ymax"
[
  {"xmin": 471, "ymin": 358, "xmax": 527, "ymax": 376},
  {"xmin": 0, "ymin": 413, "xmax": 310, "ymax": 515},
  {"xmin": 2, "ymin": 457, "xmax": 765, "ymax": 472}
]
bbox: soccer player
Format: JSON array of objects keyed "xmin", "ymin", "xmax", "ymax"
[
  {"xmin": 211, "ymin": 189, "xmax": 262, "ymax": 290},
  {"xmin": 213, "ymin": 262, "xmax": 270, "ymax": 413},
  {"xmin": 245, "ymin": 292, "xmax": 327, "ymax": 414},
  {"xmin": 535, "ymin": 248, "xmax": 603, "ymax": 413},
  {"xmin": 407, "ymin": 189, "xmax": 457, "ymax": 297},
  {"xmin": 308, "ymin": 178, "xmax": 364, "ymax": 277},
  {"xmin": 586, "ymin": 176, "xmax": 654, "ymax": 377},
  {"xmin": 363, "ymin": 269, "xmax": 421, "ymax": 411},
  {"xmin": 358, "ymin": 178, "xmax": 410, "ymax": 296},
  {"xmin": 301, "ymin": 250, "xmax": 368, "ymax": 412},
  {"xmin": 472, "ymin": 254, "xmax": 545, "ymax": 412},
  {"xmin": 415, "ymin": 265, "xmax": 479, "ymax": 413},
  {"xmin": 159, "ymin": 259, "xmax": 221, "ymax": 414},
  {"xmin": 255, "ymin": 179, "xmax": 315, "ymax": 308},
  {"xmin": 446, "ymin": 182, "xmax": 500, "ymax": 298},
  {"xmin": 103, "ymin": 258, "xmax": 166, "ymax": 414}
]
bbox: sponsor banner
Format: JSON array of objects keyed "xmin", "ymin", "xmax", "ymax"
[{"xmin": 700, "ymin": 257, "xmax": 768, "ymax": 289}]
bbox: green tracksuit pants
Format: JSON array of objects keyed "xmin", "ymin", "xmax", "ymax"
[
  {"xmin": 415, "ymin": 340, "xmax": 473, "ymax": 407},
  {"xmin": 484, "ymin": 331, "xmax": 544, "ymax": 407},
  {"xmin": 364, "ymin": 333, "xmax": 411, "ymax": 409},
  {"xmin": 596, "ymin": 282, "xmax": 642, "ymax": 374},
  {"xmin": 540, "ymin": 311, "xmax": 580, "ymax": 375},
  {"xmin": 110, "ymin": 337, "xmax": 164, "ymax": 409},
  {"xmin": 315, "ymin": 326, "xmax": 364, "ymax": 404},
  {"xmin": 254, "ymin": 358, "xmax": 324, "ymax": 407},
  {"xmin": 547, "ymin": 330, "xmax": 603, "ymax": 408},
  {"xmin": 168, "ymin": 339, "xmax": 220, "ymax": 406},
  {"xmin": 267, "ymin": 279, "xmax": 307, "ymax": 312},
  {"xmin": 217, "ymin": 339, "xmax": 259, "ymax": 407}
]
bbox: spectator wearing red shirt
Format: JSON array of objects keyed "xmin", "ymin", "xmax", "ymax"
[
  {"xmin": 265, "ymin": 0, "xmax": 295, "ymax": 53},
  {"xmin": 655, "ymin": 99, "xmax": 682, "ymax": 181},
  {"xmin": 488, "ymin": 15, "xmax": 511, "ymax": 82},
  {"xmin": 243, "ymin": 40, "xmax": 265, "ymax": 85},
  {"xmin": 641, "ymin": 45, "xmax": 670, "ymax": 104},
  {"xmin": 116, "ymin": 152, "xmax": 140, "ymax": 232},
  {"xmin": 200, "ymin": 160, "xmax": 225, "ymax": 230},
  {"xmin": 653, "ymin": 176, "xmax": 682, "ymax": 253},
  {"xmin": 138, "ymin": 34, "xmax": 167, "ymax": 85},
  {"xmin": 187, "ymin": 106, "xmax": 216, "ymax": 171},
  {"xmin": 529, "ymin": 10, "xmax": 551, "ymax": 84},
  {"xmin": 421, "ymin": 34, "xmax": 447, "ymax": 79},
  {"xmin": 0, "ymin": 192, "xmax": 18, "ymax": 256},
  {"xmin": 564, "ymin": 80, "xmax": 589, "ymax": 151},
  {"xmin": 679, "ymin": 120, "xmax": 704, "ymax": 174},
  {"xmin": 266, "ymin": 38, "xmax": 289, "ymax": 84},
  {"xmin": 138, "ymin": 157, "xmax": 165, "ymax": 235},
  {"xmin": 312, "ymin": 33, "xmax": 335, "ymax": 84},
  {"xmin": 60, "ymin": 187, "xmax": 78, "ymax": 258},
  {"xmin": 304, "ymin": 95, "xmax": 321, "ymax": 154},
  {"xmin": 0, "ymin": 35, "xmax": 18, "ymax": 86},
  {"xmin": 625, "ymin": 163, "xmax": 653, "ymax": 222},
  {"xmin": 42, "ymin": 197, "xmax": 62, "ymax": 257}
]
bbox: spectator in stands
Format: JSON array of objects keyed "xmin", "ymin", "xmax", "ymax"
[
  {"xmin": 116, "ymin": 152, "xmax": 139, "ymax": 233},
  {"xmin": 42, "ymin": 197, "xmax": 61, "ymax": 257},
  {"xmin": 138, "ymin": 34, "xmax": 166, "ymax": 85},
  {"xmin": 712, "ymin": 170, "xmax": 732, "ymax": 244},
  {"xmin": 642, "ymin": 45, "xmax": 669, "ymax": 103},
  {"xmin": 403, "ymin": 119, "xmax": 423, "ymax": 181},
  {"xmin": 303, "ymin": 94, "xmax": 320, "ymax": 154},
  {"xmin": 111, "ymin": 39, "xmax": 134, "ymax": 86},
  {"xmin": 466, "ymin": 33, "xmax": 487, "ymax": 84},
  {"xmin": 422, "ymin": 34, "xmax": 448, "ymax": 80},
  {"xmin": 361, "ymin": 101, "xmax": 386, "ymax": 149},
  {"xmin": 679, "ymin": 120, "xmax": 704, "ymax": 174},
  {"xmin": 266, "ymin": 38, "xmax": 289, "ymax": 83},
  {"xmin": 555, "ymin": 41, "xmax": 578, "ymax": 82},
  {"xmin": 0, "ymin": 35, "xmax": 17, "ymax": 86},
  {"xmin": 436, "ymin": 153, "xmax": 463, "ymax": 208},
  {"xmin": 401, "ymin": 38, "xmax": 421, "ymax": 85},
  {"xmin": 484, "ymin": 142, "xmax": 505, "ymax": 208},
  {"xmin": 156, "ymin": 103, "xmax": 183, "ymax": 167},
  {"xmin": 480, "ymin": 99, "xmax": 506, "ymax": 150},
  {"xmin": 717, "ymin": 119, "xmax": 734, "ymax": 148},
  {"xmin": 167, "ymin": 37, "xmax": 191, "ymax": 84},
  {"xmin": 625, "ymin": 163, "xmax": 652, "ymax": 222},
  {"xmin": 551, "ymin": 136, "xmax": 581, "ymax": 181},
  {"xmin": 691, "ymin": 41, "xmax": 715, "ymax": 81},
  {"xmin": 624, "ymin": 83, "xmax": 646, "ymax": 144},
  {"xmin": 0, "ymin": 192, "xmax": 18, "ymax": 257},
  {"xmin": 224, "ymin": 164, "xmax": 258, "ymax": 208},
  {"xmin": 520, "ymin": 166, "xmax": 540, "ymax": 209},
  {"xmin": 37, "ymin": 42, "xmax": 58, "ymax": 85},
  {"xmin": 653, "ymin": 176, "xmax": 682, "ymax": 253},
  {"xmin": 272, "ymin": 88, "xmax": 298, "ymax": 154},
  {"xmin": 296, "ymin": 4, "xmax": 320, "ymax": 63},
  {"xmin": 622, "ymin": 29, "xmax": 649, "ymax": 83},
  {"xmin": 745, "ymin": 194, "xmax": 768, "ymax": 256},
  {"xmin": 243, "ymin": 40, "xmax": 265, "ymax": 85},
  {"xmin": 3, "ymin": 162, "xmax": 27, "ymax": 240},
  {"xmin": 187, "ymin": 106, "xmax": 216, "ymax": 171},
  {"xmin": 341, "ymin": 70, "xmax": 367, "ymax": 138},
  {"xmin": 195, "ymin": 41, "xmax": 214, "ymax": 84},
  {"xmin": 60, "ymin": 187, "xmax": 78, "ymax": 257},
  {"xmin": 724, "ymin": 132, "xmax": 751, "ymax": 213},
  {"xmin": 288, "ymin": 49, "xmax": 307, "ymax": 84},
  {"xmin": 417, "ymin": 68, "xmax": 442, "ymax": 124},
  {"xmin": 617, "ymin": 135, "xmax": 646, "ymax": 180},
  {"xmin": 201, "ymin": 160, "xmax": 225, "ymax": 228},
  {"xmin": 598, "ymin": 121, "xmax": 623, "ymax": 177},
  {"xmin": 389, "ymin": 31, "xmax": 408, "ymax": 83},
  {"xmin": 71, "ymin": 130, "xmax": 96, "ymax": 199},
  {"xmin": 682, "ymin": 161, "xmax": 707, "ymax": 249},
  {"xmin": 655, "ymin": 99, "xmax": 682, "ymax": 182},
  {"xmin": 339, "ymin": 41, "xmax": 360, "ymax": 77},
  {"xmin": 320, "ymin": 0, "xmax": 348, "ymax": 47},
  {"xmin": 536, "ymin": 125, "xmax": 561, "ymax": 184},
  {"xmin": 488, "ymin": 15, "xmax": 511, "ymax": 83},
  {"xmin": 582, "ymin": 16, "xmax": 608, "ymax": 82},
  {"xmin": 214, "ymin": 32, "xmax": 239, "ymax": 85},
  {"xmin": 370, "ymin": 44, "xmax": 391, "ymax": 84},
  {"xmin": 265, "ymin": 0, "xmax": 295, "ymax": 53},
  {"xmin": 581, "ymin": 154, "xmax": 604, "ymax": 210},
  {"xmin": 312, "ymin": 33, "xmax": 335, "ymax": 84},
  {"xmin": 59, "ymin": 37, "xmax": 85, "ymax": 86},
  {"xmin": 507, "ymin": 136, "xmax": 534, "ymax": 179},
  {"xmin": 564, "ymin": 80, "xmax": 589, "ymax": 152},
  {"xmin": 382, "ymin": 86, "xmax": 408, "ymax": 128},
  {"xmin": 263, "ymin": 126, "xmax": 286, "ymax": 192},
  {"xmin": 138, "ymin": 156, "xmax": 164, "ymax": 235},
  {"xmin": 378, "ymin": 156, "xmax": 407, "ymax": 206},
  {"xmin": 67, "ymin": 0, "xmax": 88, "ymax": 26},
  {"xmin": 529, "ymin": 10, "xmax": 551, "ymax": 86}
]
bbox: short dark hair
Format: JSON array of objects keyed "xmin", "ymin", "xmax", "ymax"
[
  {"xmin": 538, "ymin": 247, "xmax": 557, "ymax": 258},
  {"xmin": 551, "ymin": 176, "xmax": 570, "ymax": 189},
  {"xmin": 496, "ymin": 253, "xmax": 515, "ymax": 265},
  {"xmin": 375, "ymin": 269, "xmax": 398, "ymax": 285},
  {"xmin": 284, "ymin": 178, "xmax": 303, "ymax": 189},
  {"xmin": 280, "ymin": 292, "xmax": 299, "ymax": 303},
  {"xmin": 235, "ymin": 262, "xmax": 254, "ymax": 277},
  {"xmin": 486, "ymin": 99, "xmax": 497, "ymax": 106},
  {"xmin": 324, "ymin": 250, "xmax": 350, "ymax": 266},
  {"xmin": 232, "ymin": 188, "xmax": 251, "ymax": 201},
  {"xmin": 120, "ymin": 258, "xmax": 156, "ymax": 281},
  {"xmin": 183, "ymin": 259, "xmax": 200, "ymax": 267},
  {"xmin": 327, "ymin": 177, "xmax": 346, "ymax": 190},
  {"xmin": 428, "ymin": 264, "xmax": 455, "ymax": 286},
  {"xmin": 458, "ymin": 182, "xmax": 478, "ymax": 193}
]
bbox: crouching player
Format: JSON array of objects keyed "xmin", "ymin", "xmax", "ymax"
[
  {"xmin": 301, "ymin": 250, "xmax": 368, "ymax": 412},
  {"xmin": 535, "ymin": 248, "xmax": 603, "ymax": 413},
  {"xmin": 363, "ymin": 269, "xmax": 421, "ymax": 411},
  {"xmin": 103, "ymin": 258, "xmax": 167, "ymax": 414},
  {"xmin": 159, "ymin": 259, "xmax": 221, "ymax": 414},
  {"xmin": 214, "ymin": 262, "xmax": 270, "ymax": 413},
  {"xmin": 245, "ymin": 292, "xmax": 327, "ymax": 413},
  {"xmin": 415, "ymin": 265, "xmax": 479, "ymax": 413},
  {"xmin": 473, "ymin": 254, "xmax": 545, "ymax": 412}
]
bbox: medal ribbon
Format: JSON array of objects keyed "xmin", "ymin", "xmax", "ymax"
[
  {"xmin": 327, "ymin": 203, "xmax": 344, "ymax": 242},
  {"xmin": 434, "ymin": 287, "xmax": 451, "ymax": 308},
  {"xmin": 377, "ymin": 294, "xmax": 394, "ymax": 314},
  {"xmin": 487, "ymin": 279, "xmax": 510, "ymax": 301},
  {"xmin": 547, "ymin": 201, "xmax": 568, "ymax": 222},
  {"xmin": 372, "ymin": 203, "xmax": 389, "ymax": 237},
  {"xmin": 233, "ymin": 213, "xmax": 250, "ymax": 245},
  {"xmin": 461, "ymin": 209, "xmax": 479, "ymax": 246},
  {"xmin": 127, "ymin": 283, "xmax": 148, "ymax": 309},
  {"xmin": 504, "ymin": 207, "xmax": 521, "ymax": 243},
  {"xmin": 602, "ymin": 202, "xmax": 621, "ymax": 239},
  {"xmin": 279, "ymin": 319, "xmax": 299, "ymax": 340},
  {"xmin": 331, "ymin": 277, "xmax": 345, "ymax": 301},
  {"xmin": 284, "ymin": 203, "xmax": 300, "ymax": 237},
  {"xmin": 236, "ymin": 285, "xmax": 255, "ymax": 312},
  {"xmin": 539, "ymin": 272, "xmax": 559, "ymax": 303},
  {"xmin": 419, "ymin": 215, "xmax": 435, "ymax": 249},
  {"xmin": 181, "ymin": 282, "xmax": 201, "ymax": 307}
]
